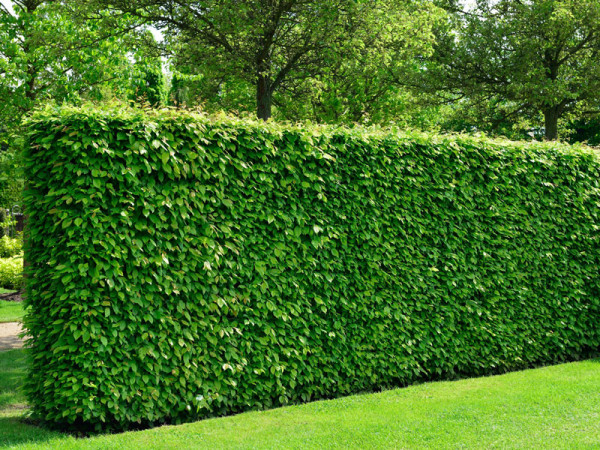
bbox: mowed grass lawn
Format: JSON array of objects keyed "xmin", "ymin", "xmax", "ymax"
[
  {"xmin": 1, "ymin": 349, "xmax": 600, "ymax": 449},
  {"xmin": 0, "ymin": 299, "xmax": 23, "ymax": 323},
  {"xmin": 0, "ymin": 288, "xmax": 24, "ymax": 323}
]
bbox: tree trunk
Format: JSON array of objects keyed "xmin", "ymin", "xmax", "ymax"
[
  {"xmin": 256, "ymin": 74, "xmax": 272, "ymax": 121},
  {"xmin": 543, "ymin": 107, "xmax": 559, "ymax": 141}
]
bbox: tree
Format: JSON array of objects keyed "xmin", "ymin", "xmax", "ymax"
[
  {"xmin": 98, "ymin": 0, "xmax": 426, "ymax": 121},
  {"xmin": 418, "ymin": 0, "xmax": 600, "ymax": 140},
  {"xmin": 286, "ymin": 0, "xmax": 443, "ymax": 124},
  {"xmin": 0, "ymin": 0, "xmax": 155, "ymax": 211},
  {"xmin": 567, "ymin": 116, "xmax": 600, "ymax": 146},
  {"xmin": 0, "ymin": 136, "xmax": 22, "ymax": 209},
  {"xmin": 130, "ymin": 59, "xmax": 167, "ymax": 107},
  {"xmin": 0, "ymin": 0, "xmax": 143, "ymax": 131}
]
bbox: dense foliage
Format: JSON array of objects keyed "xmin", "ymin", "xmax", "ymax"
[
  {"xmin": 0, "ymin": 140, "xmax": 24, "ymax": 208},
  {"xmin": 3, "ymin": 0, "xmax": 600, "ymax": 141},
  {"xmin": 91, "ymin": 0, "xmax": 443, "ymax": 121},
  {"xmin": 24, "ymin": 107, "xmax": 600, "ymax": 431},
  {"xmin": 0, "ymin": 255, "xmax": 23, "ymax": 290},
  {"xmin": 0, "ymin": 0, "xmax": 140, "ymax": 131},
  {"xmin": 0, "ymin": 235, "xmax": 22, "ymax": 258},
  {"xmin": 423, "ymin": 0, "xmax": 600, "ymax": 140}
]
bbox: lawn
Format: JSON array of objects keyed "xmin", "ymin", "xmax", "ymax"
[
  {"xmin": 1, "ymin": 350, "xmax": 599, "ymax": 449},
  {"xmin": 0, "ymin": 300, "xmax": 23, "ymax": 323}
]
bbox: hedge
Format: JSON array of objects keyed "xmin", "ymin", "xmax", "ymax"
[{"xmin": 24, "ymin": 106, "xmax": 600, "ymax": 431}]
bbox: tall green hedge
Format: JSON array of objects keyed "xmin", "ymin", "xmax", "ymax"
[{"xmin": 24, "ymin": 106, "xmax": 600, "ymax": 431}]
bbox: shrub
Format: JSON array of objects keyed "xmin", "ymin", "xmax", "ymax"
[
  {"xmin": 23, "ymin": 106, "xmax": 600, "ymax": 431},
  {"xmin": 0, "ymin": 235, "xmax": 22, "ymax": 258},
  {"xmin": 0, "ymin": 209, "xmax": 13, "ymax": 238},
  {"xmin": 0, "ymin": 137, "xmax": 24, "ymax": 209},
  {"xmin": 0, "ymin": 255, "xmax": 23, "ymax": 290}
]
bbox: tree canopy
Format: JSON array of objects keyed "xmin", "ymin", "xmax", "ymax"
[
  {"xmin": 96, "ymin": 0, "xmax": 443, "ymax": 121},
  {"xmin": 420, "ymin": 0, "xmax": 600, "ymax": 140},
  {"xmin": 0, "ymin": 0, "xmax": 160, "ymax": 207},
  {"xmin": 0, "ymin": 0, "xmax": 140, "ymax": 131},
  {"xmin": 2, "ymin": 0, "xmax": 600, "ymax": 142}
]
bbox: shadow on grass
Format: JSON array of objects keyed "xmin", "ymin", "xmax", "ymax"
[
  {"xmin": 0, "ymin": 415, "xmax": 69, "ymax": 447},
  {"xmin": 0, "ymin": 349, "xmax": 67, "ymax": 447},
  {"xmin": 0, "ymin": 349, "xmax": 82, "ymax": 447}
]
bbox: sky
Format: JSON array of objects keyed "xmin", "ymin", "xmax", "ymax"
[{"xmin": 0, "ymin": 0, "xmax": 13, "ymax": 14}]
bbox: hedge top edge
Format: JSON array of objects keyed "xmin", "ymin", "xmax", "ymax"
[{"xmin": 26, "ymin": 104, "xmax": 600, "ymax": 158}]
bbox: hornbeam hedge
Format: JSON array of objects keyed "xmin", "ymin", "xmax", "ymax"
[{"xmin": 24, "ymin": 106, "xmax": 600, "ymax": 430}]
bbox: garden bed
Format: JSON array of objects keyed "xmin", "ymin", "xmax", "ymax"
[{"xmin": 0, "ymin": 290, "xmax": 22, "ymax": 303}]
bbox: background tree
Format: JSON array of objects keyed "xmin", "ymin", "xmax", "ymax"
[
  {"xmin": 285, "ymin": 0, "xmax": 444, "ymax": 124},
  {"xmin": 128, "ymin": 37, "xmax": 168, "ymax": 107},
  {"xmin": 100, "ymin": 0, "xmax": 442, "ymax": 121},
  {"xmin": 417, "ymin": 0, "xmax": 600, "ymax": 140},
  {"xmin": 0, "ymin": 0, "xmax": 158, "ymax": 208},
  {"xmin": 0, "ymin": 0, "xmax": 142, "ymax": 130},
  {"xmin": 0, "ymin": 136, "xmax": 22, "ymax": 209},
  {"xmin": 568, "ymin": 117, "xmax": 600, "ymax": 146}
]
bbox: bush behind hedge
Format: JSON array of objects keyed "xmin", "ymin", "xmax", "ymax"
[
  {"xmin": 0, "ymin": 255, "xmax": 23, "ymax": 290},
  {"xmin": 24, "ymin": 106, "xmax": 600, "ymax": 430},
  {"xmin": 0, "ymin": 235, "xmax": 22, "ymax": 258}
]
